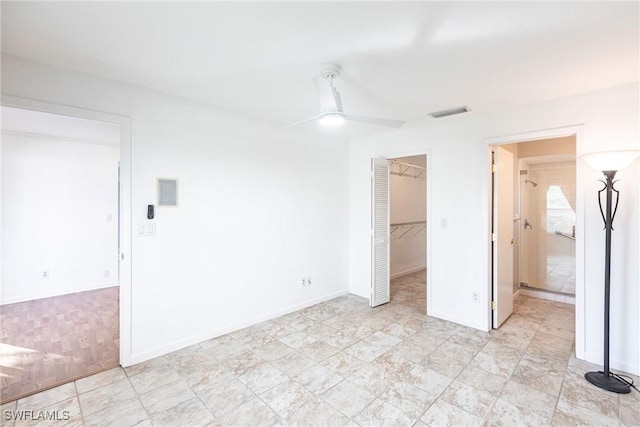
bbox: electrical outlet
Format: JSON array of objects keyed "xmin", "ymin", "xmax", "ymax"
[
  {"xmin": 472, "ymin": 291, "xmax": 479, "ymax": 303},
  {"xmin": 306, "ymin": 276, "xmax": 312, "ymax": 286},
  {"xmin": 301, "ymin": 277, "xmax": 307, "ymax": 287},
  {"xmin": 104, "ymin": 270, "xmax": 110, "ymax": 278},
  {"xmin": 42, "ymin": 271, "xmax": 49, "ymax": 279}
]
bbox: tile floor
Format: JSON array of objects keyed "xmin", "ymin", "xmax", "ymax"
[{"xmin": 1, "ymin": 270, "xmax": 638, "ymax": 426}]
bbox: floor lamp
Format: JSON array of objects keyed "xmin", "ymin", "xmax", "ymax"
[{"xmin": 581, "ymin": 149, "xmax": 639, "ymax": 394}]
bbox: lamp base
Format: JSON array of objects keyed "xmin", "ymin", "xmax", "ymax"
[{"xmin": 585, "ymin": 371, "xmax": 630, "ymax": 394}]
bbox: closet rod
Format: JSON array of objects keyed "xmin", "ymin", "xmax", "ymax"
[{"xmin": 392, "ymin": 160, "xmax": 426, "ymax": 170}]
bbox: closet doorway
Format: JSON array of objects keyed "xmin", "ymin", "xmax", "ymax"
[{"xmin": 389, "ymin": 155, "xmax": 427, "ymax": 309}]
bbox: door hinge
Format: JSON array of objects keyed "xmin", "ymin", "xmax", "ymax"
[
  {"xmin": 491, "ymin": 163, "xmax": 498, "ymax": 173},
  {"xmin": 491, "ymin": 301, "xmax": 497, "ymax": 310},
  {"xmin": 491, "ymin": 233, "xmax": 497, "ymax": 242}
]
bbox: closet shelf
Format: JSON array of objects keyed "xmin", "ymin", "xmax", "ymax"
[{"xmin": 390, "ymin": 220, "xmax": 426, "ymax": 238}]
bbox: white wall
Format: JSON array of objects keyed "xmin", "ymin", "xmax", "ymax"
[
  {"xmin": 1, "ymin": 133, "xmax": 120, "ymax": 303},
  {"xmin": 390, "ymin": 156, "xmax": 426, "ymax": 278},
  {"xmin": 349, "ymin": 83, "xmax": 639, "ymax": 375},
  {"xmin": 1, "ymin": 55, "xmax": 350, "ymax": 364}
]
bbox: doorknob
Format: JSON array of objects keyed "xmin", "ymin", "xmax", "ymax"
[{"xmin": 510, "ymin": 238, "xmax": 517, "ymax": 245}]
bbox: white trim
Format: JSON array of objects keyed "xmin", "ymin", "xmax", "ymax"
[
  {"xmin": 429, "ymin": 310, "xmax": 490, "ymax": 333},
  {"xmin": 583, "ymin": 351, "xmax": 639, "ymax": 377},
  {"xmin": 128, "ymin": 289, "xmax": 348, "ymax": 365},
  {"xmin": 0, "ymin": 283, "xmax": 119, "ymax": 305},
  {"xmin": 1, "ymin": 94, "xmax": 134, "ymax": 367},
  {"xmin": 390, "ymin": 265, "xmax": 426, "ymax": 280},
  {"xmin": 350, "ymin": 287, "xmax": 370, "ymax": 299},
  {"xmin": 1, "ymin": 129, "xmax": 119, "ymax": 147},
  {"xmin": 483, "ymin": 125, "xmax": 585, "ymax": 360},
  {"xmin": 513, "ymin": 288, "xmax": 521, "ymax": 298}
]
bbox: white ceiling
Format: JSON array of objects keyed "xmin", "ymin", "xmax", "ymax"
[{"xmin": 2, "ymin": 2, "xmax": 638, "ymax": 139}]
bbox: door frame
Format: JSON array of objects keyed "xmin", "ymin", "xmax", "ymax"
[
  {"xmin": 484, "ymin": 125, "xmax": 585, "ymax": 356},
  {"xmin": 371, "ymin": 150, "xmax": 432, "ymax": 315},
  {"xmin": 1, "ymin": 94, "xmax": 134, "ymax": 366}
]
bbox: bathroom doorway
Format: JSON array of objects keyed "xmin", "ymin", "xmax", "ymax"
[{"xmin": 504, "ymin": 136, "xmax": 577, "ymax": 298}]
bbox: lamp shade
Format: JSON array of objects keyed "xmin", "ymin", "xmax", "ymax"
[{"xmin": 579, "ymin": 150, "xmax": 640, "ymax": 172}]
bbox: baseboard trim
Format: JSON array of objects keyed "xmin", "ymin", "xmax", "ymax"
[
  {"xmin": 513, "ymin": 288, "xmax": 521, "ymax": 298},
  {"xmin": 127, "ymin": 289, "xmax": 349, "ymax": 366},
  {"xmin": 0, "ymin": 282, "xmax": 119, "ymax": 305},
  {"xmin": 429, "ymin": 310, "xmax": 490, "ymax": 333},
  {"xmin": 390, "ymin": 265, "xmax": 426, "ymax": 280},
  {"xmin": 582, "ymin": 351, "xmax": 639, "ymax": 377}
]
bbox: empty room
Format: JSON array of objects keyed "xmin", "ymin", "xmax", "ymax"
[{"xmin": 1, "ymin": 2, "xmax": 638, "ymax": 426}]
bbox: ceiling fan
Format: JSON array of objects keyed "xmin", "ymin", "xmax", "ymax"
[{"xmin": 278, "ymin": 62, "xmax": 406, "ymax": 131}]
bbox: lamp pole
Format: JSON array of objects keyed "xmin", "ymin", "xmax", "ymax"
[{"xmin": 584, "ymin": 170, "xmax": 630, "ymax": 394}]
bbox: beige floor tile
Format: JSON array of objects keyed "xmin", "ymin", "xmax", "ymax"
[
  {"xmin": 278, "ymin": 330, "xmax": 318, "ymax": 349},
  {"xmin": 510, "ymin": 353, "xmax": 566, "ymax": 397},
  {"xmin": 320, "ymin": 379, "xmax": 376, "ymax": 417},
  {"xmin": 82, "ymin": 397, "xmax": 149, "ymax": 427},
  {"xmin": 485, "ymin": 398, "xmax": 552, "ymax": 427},
  {"xmin": 297, "ymin": 341, "xmax": 341, "ymax": 362},
  {"xmin": 238, "ymin": 362, "xmax": 288, "ymax": 394},
  {"xmin": 440, "ymin": 380, "xmax": 496, "ymax": 418},
  {"xmin": 353, "ymin": 398, "xmax": 414, "ymax": 426},
  {"xmin": 259, "ymin": 379, "xmax": 318, "ymax": 419},
  {"xmin": 123, "ymin": 356, "xmax": 170, "ymax": 377},
  {"xmin": 422, "ymin": 341, "xmax": 475, "ymax": 378},
  {"xmin": 551, "ymin": 397, "xmax": 618, "ymax": 427},
  {"xmin": 285, "ymin": 400, "xmax": 353, "ymax": 427},
  {"xmin": 378, "ymin": 381, "xmax": 436, "ymax": 420},
  {"xmin": 499, "ymin": 380, "xmax": 558, "ymax": 419},
  {"xmin": 77, "ymin": 378, "xmax": 136, "ymax": 417},
  {"xmin": 127, "ymin": 363, "xmax": 182, "ymax": 395},
  {"xmin": 252, "ymin": 340, "xmax": 294, "ymax": 361},
  {"xmin": 294, "ymin": 364, "xmax": 343, "ymax": 394},
  {"xmin": 75, "ymin": 367, "xmax": 127, "ymax": 394},
  {"xmin": 150, "ymin": 397, "xmax": 216, "ymax": 427},
  {"xmin": 455, "ymin": 365, "xmax": 508, "ymax": 396},
  {"xmin": 348, "ymin": 362, "xmax": 400, "ymax": 395},
  {"xmin": 320, "ymin": 351, "xmax": 365, "ymax": 378},
  {"xmin": 559, "ymin": 370, "xmax": 619, "ymax": 419},
  {"xmin": 344, "ymin": 340, "xmax": 389, "ymax": 363},
  {"xmin": 272, "ymin": 350, "xmax": 317, "ymax": 377},
  {"xmin": 403, "ymin": 365, "xmax": 453, "ymax": 396},
  {"xmin": 216, "ymin": 396, "xmax": 280, "ymax": 426},
  {"xmin": 16, "ymin": 383, "xmax": 77, "ymax": 412},
  {"xmin": 420, "ymin": 399, "xmax": 483, "ymax": 427},
  {"xmin": 196, "ymin": 377, "xmax": 253, "ymax": 417},
  {"xmin": 17, "ymin": 396, "xmax": 81, "ymax": 427},
  {"xmin": 137, "ymin": 379, "xmax": 195, "ymax": 415}
]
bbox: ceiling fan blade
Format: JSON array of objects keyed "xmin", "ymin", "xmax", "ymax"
[
  {"xmin": 343, "ymin": 114, "xmax": 405, "ymax": 128},
  {"xmin": 275, "ymin": 115, "xmax": 321, "ymax": 132},
  {"xmin": 313, "ymin": 76, "xmax": 342, "ymax": 113}
]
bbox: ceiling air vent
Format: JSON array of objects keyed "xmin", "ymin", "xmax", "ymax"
[{"xmin": 429, "ymin": 106, "xmax": 470, "ymax": 119}]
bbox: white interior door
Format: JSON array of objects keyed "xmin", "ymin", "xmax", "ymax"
[
  {"xmin": 371, "ymin": 158, "xmax": 390, "ymax": 307},
  {"xmin": 493, "ymin": 147, "xmax": 514, "ymax": 327}
]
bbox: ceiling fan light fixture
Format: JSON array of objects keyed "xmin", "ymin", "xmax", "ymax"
[{"xmin": 318, "ymin": 112, "xmax": 345, "ymax": 126}]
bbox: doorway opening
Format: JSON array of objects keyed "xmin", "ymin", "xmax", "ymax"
[
  {"xmin": 0, "ymin": 105, "xmax": 124, "ymax": 402},
  {"xmin": 389, "ymin": 155, "xmax": 427, "ymax": 310},
  {"xmin": 370, "ymin": 154, "xmax": 427, "ymax": 312},
  {"xmin": 490, "ymin": 135, "xmax": 577, "ymax": 329}
]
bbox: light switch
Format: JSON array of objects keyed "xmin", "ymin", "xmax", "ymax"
[
  {"xmin": 147, "ymin": 222, "xmax": 156, "ymax": 235},
  {"xmin": 138, "ymin": 224, "xmax": 146, "ymax": 235}
]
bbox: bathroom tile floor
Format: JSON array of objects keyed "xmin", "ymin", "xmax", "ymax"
[{"xmin": 2, "ymin": 270, "xmax": 638, "ymax": 426}]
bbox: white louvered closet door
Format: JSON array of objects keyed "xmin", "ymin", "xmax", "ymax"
[{"xmin": 371, "ymin": 158, "xmax": 390, "ymax": 307}]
